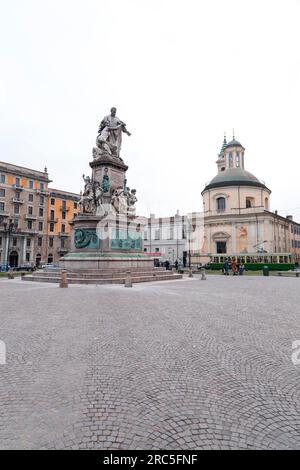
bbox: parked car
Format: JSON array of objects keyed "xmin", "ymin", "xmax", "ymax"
[
  {"xmin": 44, "ymin": 263, "xmax": 60, "ymax": 270},
  {"xmin": 15, "ymin": 264, "xmax": 36, "ymax": 272},
  {"xmin": 197, "ymin": 263, "xmax": 211, "ymax": 270},
  {"xmin": 0, "ymin": 264, "xmax": 10, "ymax": 272}
]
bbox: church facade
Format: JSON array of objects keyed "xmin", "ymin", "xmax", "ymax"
[{"xmin": 198, "ymin": 136, "xmax": 300, "ymax": 265}]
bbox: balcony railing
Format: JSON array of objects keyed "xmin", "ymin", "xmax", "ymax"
[
  {"xmin": 48, "ymin": 218, "xmax": 59, "ymax": 223},
  {"xmin": 35, "ymin": 189, "xmax": 50, "ymax": 196},
  {"xmin": 57, "ymin": 247, "xmax": 69, "ymax": 253},
  {"xmin": 59, "ymin": 232, "xmax": 69, "ymax": 237},
  {"xmin": 25, "ymin": 214, "xmax": 38, "ymax": 220},
  {"xmin": 0, "ymin": 211, "xmax": 9, "ymax": 218},
  {"xmin": 60, "ymin": 206, "xmax": 70, "ymax": 212},
  {"xmin": 12, "ymin": 198, "xmax": 24, "ymax": 204},
  {"xmin": 13, "ymin": 184, "xmax": 23, "ymax": 191}
]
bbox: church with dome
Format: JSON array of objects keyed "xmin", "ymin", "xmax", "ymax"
[{"xmin": 199, "ymin": 135, "xmax": 300, "ymax": 265}]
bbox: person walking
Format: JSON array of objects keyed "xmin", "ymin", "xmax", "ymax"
[
  {"xmin": 175, "ymin": 260, "xmax": 179, "ymax": 271},
  {"xmin": 223, "ymin": 259, "xmax": 230, "ymax": 275}
]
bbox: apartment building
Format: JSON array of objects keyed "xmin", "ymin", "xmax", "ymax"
[{"xmin": 0, "ymin": 161, "xmax": 80, "ymax": 267}]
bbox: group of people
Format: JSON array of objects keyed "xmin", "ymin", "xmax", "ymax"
[{"xmin": 223, "ymin": 258, "xmax": 245, "ymax": 276}]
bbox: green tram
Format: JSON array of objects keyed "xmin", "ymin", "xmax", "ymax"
[{"xmin": 209, "ymin": 253, "xmax": 295, "ymax": 271}]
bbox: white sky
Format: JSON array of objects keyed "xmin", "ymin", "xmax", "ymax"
[{"xmin": 1, "ymin": 0, "xmax": 300, "ymax": 220}]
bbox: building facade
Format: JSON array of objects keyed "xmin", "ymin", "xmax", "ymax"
[
  {"xmin": 199, "ymin": 136, "xmax": 300, "ymax": 264},
  {"xmin": 143, "ymin": 136, "xmax": 300, "ymax": 266},
  {"xmin": 0, "ymin": 161, "xmax": 80, "ymax": 268}
]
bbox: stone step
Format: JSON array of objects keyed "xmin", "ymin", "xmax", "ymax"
[
  {"xmin": 22, "ymin": 273, "xmax": 183, "ymax": 285},
  {"xmin": 33, "ymin": 270, "xmax": 172, "ymax": 280}
]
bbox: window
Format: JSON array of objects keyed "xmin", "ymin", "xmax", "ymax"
[
  {"xmin": 246, "ymin": 198, "xmax": 252, "ymax": 208},
  {"xmin": 15, "ymin": 177, "xmax": 20, "ymax": 186},
  {"xmin": 40, "ymin": 182, "xmax": 44, "ymax": 191},
  {"xmin": 62, "ymin": 211, "xmax": 66, "ymax": 220},
  {"xmin": 265, "ymin": 198, "xmax": 269, "ymax": 210},
  {"xmin": 0, "ymin": 189, "xmax": 5, "ymax": 197},
  {"xmin": 29, "ymin": 180, "xmax": 34, "ymax": 189},
  {"xmin": 74, "ymin": 202, "xmax": 78, "ymax": 209},
  {"xmin": 39, "ymin": 208, "xmax": 44, "ymax": 217},
  {"xmin": 48, "ymin": 254, "xmax": 53, "ymax": 263},
  {"xmin": 50, "ymin": 210, "xmax": 55, "ymax": 221},
  {"xmin": 27, "ymin": 220, "xmax": 33, "ymax": 230},
  {"xmin": 0, "ymin": 237, "xmax": 2, "ymax": 246},
  {"xmin": 28, "ymin": 194, "xmax": 34, "ymax": 202},
  {"xmin": 62, "ymin": 200, "xmax": 66, "ymax": 209},
  {"xmin": 28, "ymin": 206, "xmax": 33, "ymax": 215},
  {"xmin": 217, "ymin": 197, "xmax": 226, "ymax": 211},
  {"xmin": 14, "ymin": 204, "xmax": 20, "ymax": 214},
  {"xmin": 49, "ymin": 237, "xmax": 54, "ymax": 247},
  {"xmin": 15, "ymin": 192, "xmax": 20, "ymax": 201},
  {"xmin": 229, "ymin": 153, "xmax": 233, "ymax": 168},
  {"xmin": 40, "ymin": 196, "xmax": 44, "ymax": 205},
  {"xmin": 61, "ymin": 224, "xmax": 65, "ymax": 233},
  {"xmin": 38, "ymin": 237, "xmax": 42, "ymax": 247},
  {"xmin": 26, "ymin": 253, "xmax": 30, "ymax": 262},
  {"xmin": 38, "ymin": 222, "xmax": 43, "ymax": 232},
  {"xmin": 0, "ymin": 175, "xmax": 5, "ymax": 183},
  {"xmin": 0, "ymin": 202, "xmax": 4, "ymax": 212},
  {"xmin": 61, "ymin": 238, "xmax": 65, "ymax": 248},
  {"xmin": 50, "ymin": 222, "xmax": 54, "ymax": 232},
  {"xmin": 155, "ymin": 229, "xmax": 160, "ymax": 240},
  {"xmin": 236, "ymin": 152, "xmax": 240, "ymax": 167},
  {"xmin": 155, "ymin": 247, "xmax": 160, "ymax": 252},
  {"xmin": 13, "ymin": 238, "xmax": 17, "ymax": 246},
  {"xmin": 26, "ymin": 239, "xmax": 31, "ymax": 248},
  {"xmin": 51, "ymin": 198, "xmax": 55, "ymax": 205}
]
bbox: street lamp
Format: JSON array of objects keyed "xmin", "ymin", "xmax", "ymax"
[{"xmin": 3, "ymin": 219, "xmax": 16, "ymax": 270}]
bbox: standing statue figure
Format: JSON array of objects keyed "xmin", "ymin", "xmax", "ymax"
[
  {"xmin": 79, "ymin": 175, "xmax": 95, "ymax": 214},
  {"xmin": 97, "ymin": 107, "xmax": 131, "ymax": 159},
  {"xmin": 127, "ymin": 189, "xmax": 138, "ymax": 216},
  {"xmin": 111, "ymin": 188, "xmax": 128, "ymax": 214}
]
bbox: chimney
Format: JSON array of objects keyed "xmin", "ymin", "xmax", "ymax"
[{"xmin": 287, "ymin": 215, "xmax": 293, "ymax": 221}]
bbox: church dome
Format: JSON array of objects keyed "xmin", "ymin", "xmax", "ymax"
[
  {"xmin": 203, "ymin": 167, "xmax": 268, "ymax": 192},
  {"xmin": 224, "ymin": 139, "xmax": 244, "ymax": 149}
]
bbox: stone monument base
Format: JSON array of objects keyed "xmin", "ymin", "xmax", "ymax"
[{"xmin": 59, "ymin": 252, "xmax": 154, "ymax": 271}]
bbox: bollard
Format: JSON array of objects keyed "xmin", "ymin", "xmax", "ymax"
[
  {"xmin": 124, "ymin": 271, "xmax": 133, "ymax": 288},
  {"xmin": 188, "ymin": 268, "xmax": 193, "ymax": 278},
  {"xmin": 200, "ymin": 267, "xmax": 206, "ymax": 280},
  {"xmin": 59, "ymin": 269, "xmax": 68, "ymax": 288}
]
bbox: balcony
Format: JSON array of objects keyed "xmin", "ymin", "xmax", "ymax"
[
  {"xmin": 60, "ymin": 206, "xmax": 70, "ymax": 212},
  {"xmin": 12, "ymin": 197, "xmax": 24, "ymax": 204},
  {"xmin": 59, "ymin": 232, "xmax": 69, "ymax": 237},
  {"xmin": 57, "ymin": 247, "xmax": 69, "ymax": 254},
  {"xmin": 13, "ymin": 184, "xmax": 24, "ymax": 191},
  {"xmin": 0, "ymin": 211, "xmax": 9, "ymax": 218},
  {"xmin": 36, "ymin": 189, "xmax": 50, "ymax": 197},
  {"xmin": 25, "ymin": 214, "xmax": 38, "ymax": 220},
  {"xmin": 48, "ymin": 218, "xmax": 59, "ymax": 224}
]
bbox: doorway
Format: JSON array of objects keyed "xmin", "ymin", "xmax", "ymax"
[
  {"xmin": 9, "ymin": 251, "xmax": 19, "ymax": 267},
  {"xmin": 216, "ymin": 241, "xmax": 227, "ymax": 254}
]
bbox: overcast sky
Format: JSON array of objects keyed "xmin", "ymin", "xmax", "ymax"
[{"xmin": 1, "ymin": 0, "xmax": 300, "ymax": 219}]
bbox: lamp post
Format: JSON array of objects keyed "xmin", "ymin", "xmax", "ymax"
[{"xmin": 4, "ymin": 219, "xmax": 15, "ymax": 270}]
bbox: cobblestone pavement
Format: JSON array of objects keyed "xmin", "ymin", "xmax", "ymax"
[{"xmin": 0, "ymin": 275, "xmax": 300, "ymax": 450}]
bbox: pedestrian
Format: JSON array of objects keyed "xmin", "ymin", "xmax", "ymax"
[
  {"xmin": 175, "ymin": 260, "xmax": 179, "ymax": 271},
  {"xmin": 223, "ymin": 259, "xmax": 230, "ymax": 275},
  {"xmin": 231, "ymin": 259, "xmax": 238, "ymax": 276},
  {"xmin": 165, "ymin": 260, "xmax": 170, "ymax": 270},
  {"xmin": 239, "ymin": 263, "xmax": 245, "ymax": 275}
]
